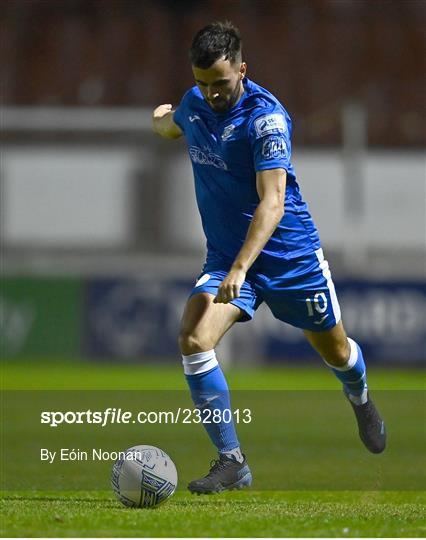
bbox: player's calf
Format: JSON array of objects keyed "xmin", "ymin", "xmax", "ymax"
[{"xmin": 322, "ymin": 336, "xmax": 386, "ymax": 453}]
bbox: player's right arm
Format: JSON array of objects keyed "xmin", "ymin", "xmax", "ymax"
[{"xmin": 152, "ymin": 104, "xmax": 183, "ymax": 139}]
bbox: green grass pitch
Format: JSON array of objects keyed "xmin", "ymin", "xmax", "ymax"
[{"xmin": 1, "ymin": 360, "xmax": 425, "ymax": 537}]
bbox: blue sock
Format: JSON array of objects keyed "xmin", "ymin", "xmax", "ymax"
[
  {"xmin": 182, "ymin": 350, "xmax": 240, "ymax": 453},
  {"xmin": 326, "ymin": 338, "xmax": 368, "ymax": 404}
]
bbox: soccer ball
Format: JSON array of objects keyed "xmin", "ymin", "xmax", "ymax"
[{"xmin": 111, "ymin": 445, "xmax": 178, "ymax": 508}]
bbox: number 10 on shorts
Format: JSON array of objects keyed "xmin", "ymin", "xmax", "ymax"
[{"xmin": 305, "ymin": 292, "xmax": 328, "ymax": 317}]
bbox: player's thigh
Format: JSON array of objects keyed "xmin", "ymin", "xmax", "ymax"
[
  {"xmin": 179, "ymin": 292, "xmax": 243, "ymax": 355},
  {"xmin": 303, "ymin": 320, "xmax": 350, "ymax": 367},
  {"xmin": 261, "ymin": 249, "xmax": 349, "ymax": 365}
]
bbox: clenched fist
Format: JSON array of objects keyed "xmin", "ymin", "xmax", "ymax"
[
  {"xmin": 152, "ymin": 104, "xmax": 182, "ymax": 139},
  {"xmin": 152, "ymin": 103, "xmax": 173, "ymax": 121}
]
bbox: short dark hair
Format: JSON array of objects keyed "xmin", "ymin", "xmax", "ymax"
[{"xmin": 190, "ymin": 21, "xmax": 242, "ymax": 69}]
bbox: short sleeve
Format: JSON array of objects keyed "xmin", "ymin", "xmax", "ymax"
[
  {"xmin": 248, "ymin": 111, "xmax": 292, "ymax": 172},
  {"xmin": 173, "ymin": 89, "xmax": 194, "ymax": 134}
]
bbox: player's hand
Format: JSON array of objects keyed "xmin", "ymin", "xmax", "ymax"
[
  {"xmin": 152, "ymin": 104, "xmax": 173, "ymax": 122},
  {"xmin": 152, "ymin": 104, "xmax": 182, "ymax": 139},
  {"xmin": 214, "ymin": 268, "xmax": 246, "ymax": 304}
]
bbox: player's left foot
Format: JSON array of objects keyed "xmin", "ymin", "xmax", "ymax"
[
  {"xmin": 345, "ymin": 390, "xmax": 386, "ymax": 453},
  {"xmin": 188, "ymin": 454, "xmax": 252, "ymax": 494}
]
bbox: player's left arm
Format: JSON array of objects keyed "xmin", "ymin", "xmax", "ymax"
[{"xmin": 214, "ymin": 168, "xmax": 286, "ymax": 304}]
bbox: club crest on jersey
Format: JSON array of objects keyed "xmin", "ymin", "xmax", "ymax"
[
  {"xmin": 221, "ymin": 124, "xmax": 236, "ymax": 141},
  {"xmin": 261, "ymin": 135, "xmax": 288, "ymax": 159},
  {"xmin": 254, "ymin": 114, "xmax": 286, "ymax": 138}
]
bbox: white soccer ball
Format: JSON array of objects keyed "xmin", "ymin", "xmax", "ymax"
[{"xmin": 111, "ymin": 445, "xmax": 178, "ymax": 508}]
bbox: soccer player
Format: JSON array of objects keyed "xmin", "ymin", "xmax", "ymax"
[{"xmin": 152, "ymin": 21, "xmax": 386, "ymax": 494}]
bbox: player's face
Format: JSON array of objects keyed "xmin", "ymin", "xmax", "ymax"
[{"xmin": 192, "ymin": 58, "xmax": 247, "ymax": 113}]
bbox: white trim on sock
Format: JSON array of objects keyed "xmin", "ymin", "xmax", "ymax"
[
  {"xmin": 350, "ymin": 370, "xmax": 366, "ymax": 384},
  {"xmin": 182, "ymin": 349, "xmax": 218, "ymax": 376},
  {"xmin": 323, "ymin": 337, "xmax": 358, "ymax": 371}
]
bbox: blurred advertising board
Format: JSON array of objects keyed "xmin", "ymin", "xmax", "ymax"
[
  {"xmin": 2, "ymin": 276, "xmax": 423, "ymax": 362},
  {"xmin": 1, "ymin": 278, "xmax": 81, "ymax": 358},
  {"xmin": 84, "ymin": 278, "xmax": 425, "ymax": 364},
  {"xmin": 83, "ymin": 278, "xmax": 189, "ymax": 360}
]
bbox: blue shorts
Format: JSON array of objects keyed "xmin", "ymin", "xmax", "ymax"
[{"xmin": 189, "ymin": 248, "xmax": 341, "ymax": 332}]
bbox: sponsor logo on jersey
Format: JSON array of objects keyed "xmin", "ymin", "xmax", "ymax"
[
  {"xmin": 254, "ymin": 113, "xmax": 286, "ymax": 138},
  {"xmin": 261, "ymin": 135, "xmax": 288, "ymax": 159},
  {"xmin": 189, "ymin": 114, "xmax": 201, "ymax": 122},
  {"xmin": 221, "ymin": 123, "xmax": 236, "ymax": 141},
  {"xmin": 189, "ymin": 146, "xmax": 228, "ymax": 170}
]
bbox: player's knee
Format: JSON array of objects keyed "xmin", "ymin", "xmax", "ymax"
[
  {"xmin": 178, "ymin": 330, "xmax": 214, "ymax": 355},
  {"xmin": 323, "ymin": 341, "xmax": 350, "ymax": 368}
]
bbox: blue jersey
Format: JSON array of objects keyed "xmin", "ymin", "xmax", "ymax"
[{"xmin": 173, "ymin": 78, "xmax": 321, "ymax": 270}]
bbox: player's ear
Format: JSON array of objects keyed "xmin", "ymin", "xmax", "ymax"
[{"xmin": 239, "ymin": 62, "xmax": 247, "ymax": 79}]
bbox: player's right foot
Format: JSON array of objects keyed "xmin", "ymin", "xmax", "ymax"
[
  {"xmin": 188, "ymin": 453, "xmax": 252, "ymax": 494},
  {"xmin": 345, "ymin": 390, "xmax": 386, "ymax": 453}
]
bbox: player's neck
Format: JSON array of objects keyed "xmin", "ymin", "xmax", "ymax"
[{"xmin": 229, "ymin": 81, "xmax": 245, "ymax": 110}]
